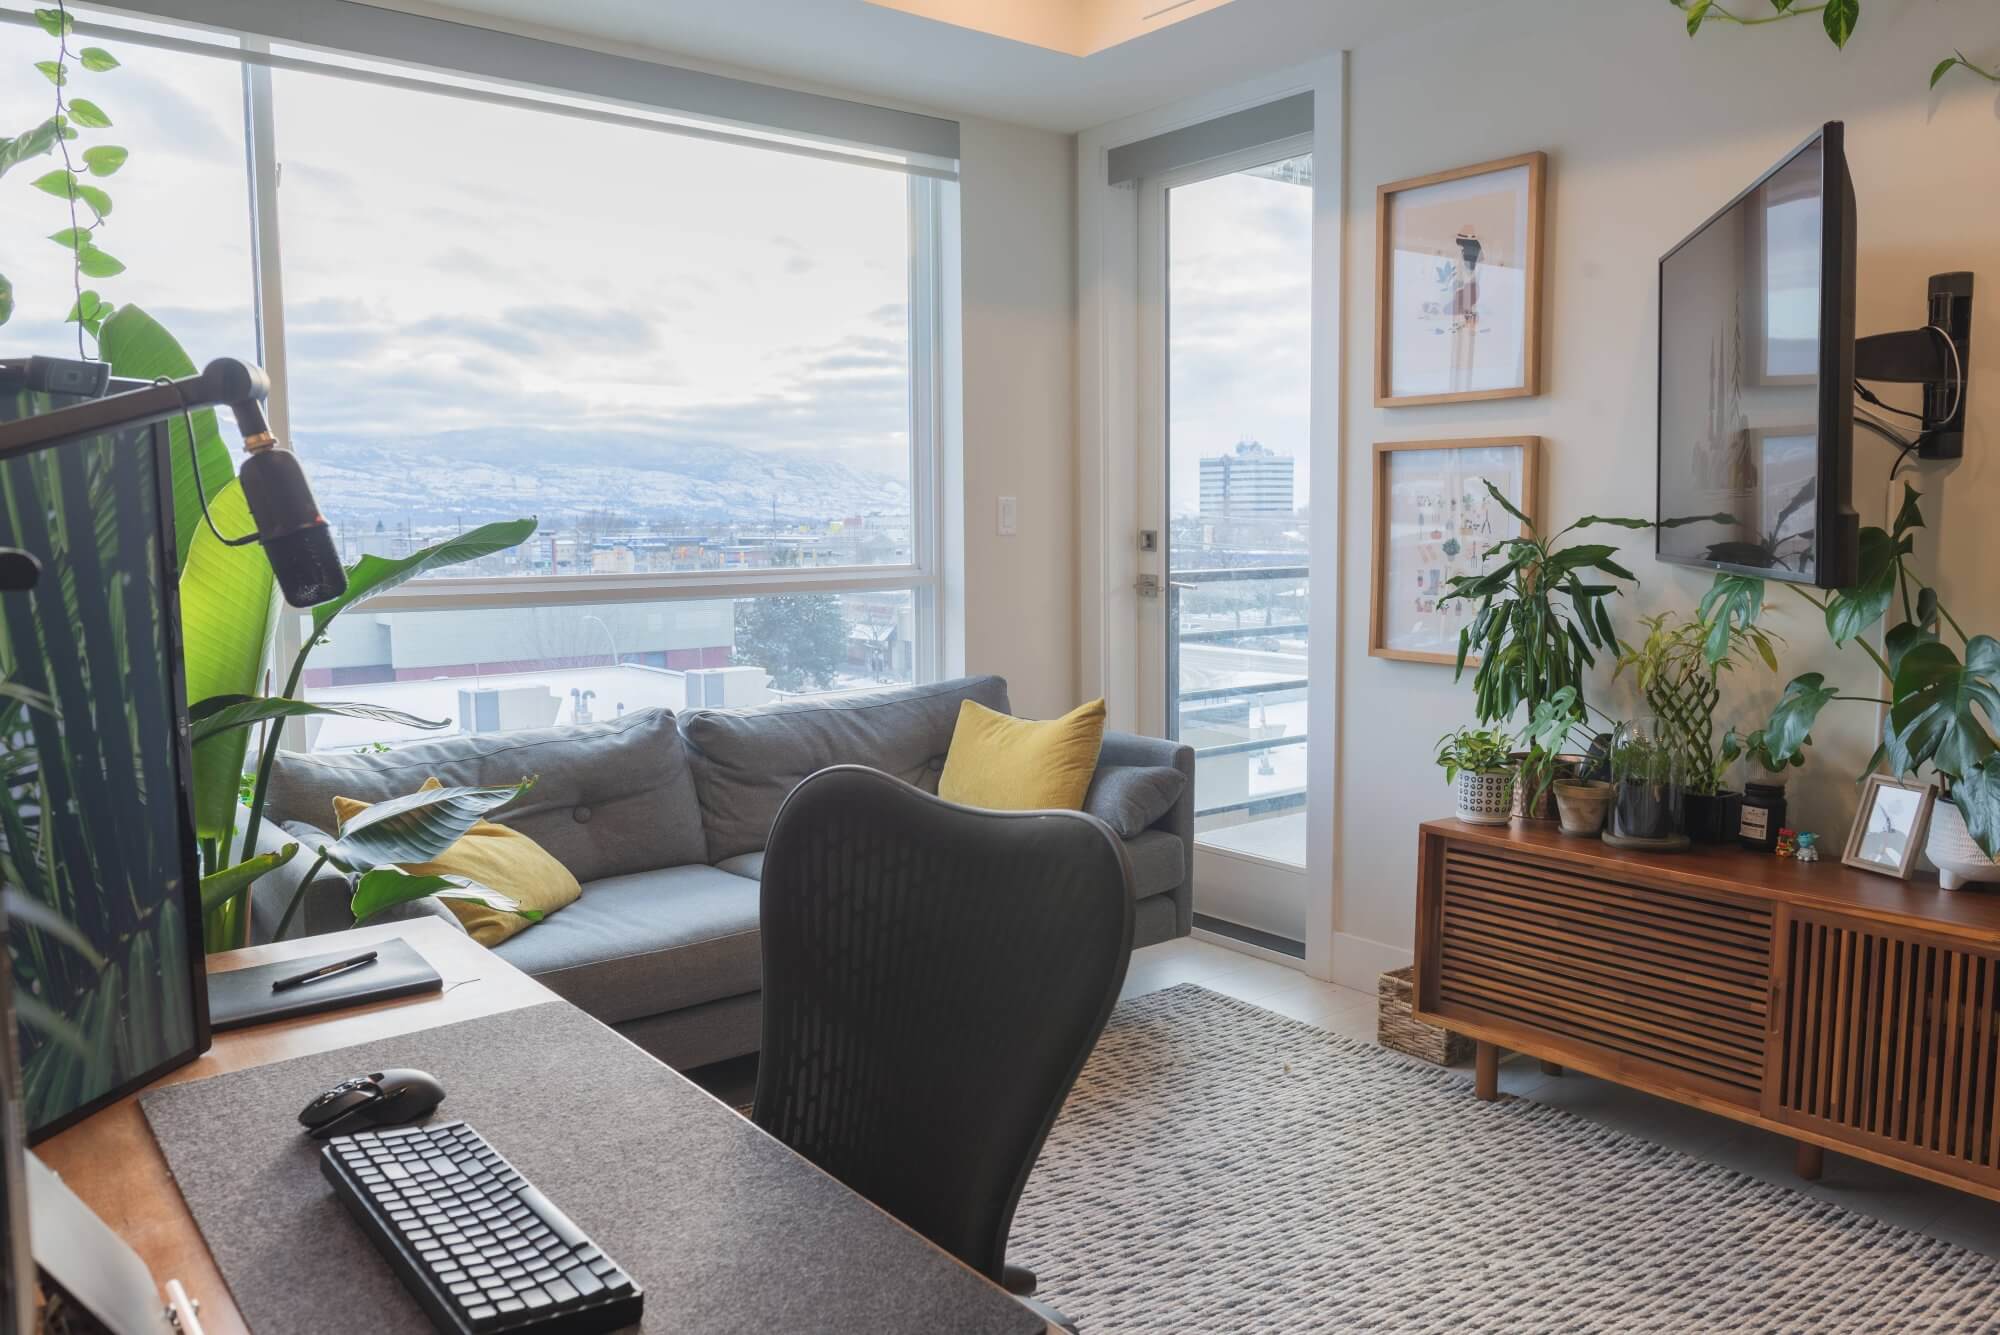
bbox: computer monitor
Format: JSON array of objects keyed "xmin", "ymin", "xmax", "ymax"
[
  {"xmin": 1657, "ymin": 121, "xmax": 1859, "ymax": 589},
  {"xmin": 0, "ymin": 363, "xmax": 209, "ymax": 1143}
]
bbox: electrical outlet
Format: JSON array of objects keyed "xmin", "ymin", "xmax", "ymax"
[{"xmin": 997, "ymin": 496, "xmax": 1018, "ymax": 536}]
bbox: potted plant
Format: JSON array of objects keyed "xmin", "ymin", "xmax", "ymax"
[
  {"xmin": 1525, "ymin": 688, "xmax": 1612, "ymax": 835},
  {"xmin": 1719, "ymin": 725, "xmax": 1805, "ymax": 852},
  {"xmin": 1607, "ymin": 717, "xmax": 1687, "ymax": 846},
  {"xmin": 1440, "ymin": 485, "xmax": 1724, "ymax": 819},
  {"xmin": 1700, "ymin": 485, "xmax": 1999, "ymax": 873},
  {"xmin": 1436, "ymin": 726, "xmax": 1517, "ymax": 825},
  {"xmin": 1615, "ymin": 608, "xmax": 1782, "ymax": 844}
]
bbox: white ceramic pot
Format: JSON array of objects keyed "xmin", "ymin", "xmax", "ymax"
[
  {"xmin": 1927, "ymin": 799, "xmax": 2000, "ymax": 891},
  {"xmin": 1456, "ymin": 769, "xmax": 1515, "ymax": 826}
]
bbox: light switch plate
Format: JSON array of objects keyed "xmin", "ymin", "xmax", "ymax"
[{"xmin": 997, "ymin": 496, "xmax": 1018, "ymax": 536}]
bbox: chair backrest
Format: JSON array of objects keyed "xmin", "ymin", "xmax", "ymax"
[{"xmin": 753, "ymin": 765, "xmax": 1134, "ymax": 1282}]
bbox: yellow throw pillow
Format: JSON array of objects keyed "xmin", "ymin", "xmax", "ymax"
[
  {"xmin": 331, "ymin": 778, "xmax": 580, "ymax": 947},
  {"xmin": 937, "ymin": 698, "xmax": 1107, "ymax": 812}
]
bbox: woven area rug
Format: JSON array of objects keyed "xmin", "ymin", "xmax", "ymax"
[{"xmin": 1007, "ymin": 984, "xmax": 2000, "ymax": 1334}]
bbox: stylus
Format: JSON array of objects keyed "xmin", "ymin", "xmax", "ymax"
[{"xmin": 271, "ymin": 951, "xmax": 379, "ymax": 992}]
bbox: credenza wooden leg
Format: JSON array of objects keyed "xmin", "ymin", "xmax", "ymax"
[
  {"xmin": 1539, "ymin": 1060, "xmax": 1563, "ymax": 1077},
  {"xmin": 1794, "ymin": 1141, "xmax": 1824, "ymax": 1181},
  {"xmin": 1474, "ymin": 1041, "xmax": 1499, "ymax": 1101}
]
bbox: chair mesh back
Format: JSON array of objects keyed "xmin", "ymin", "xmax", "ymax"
[{"xmin": 752, "ymin": 765, "xmax": 1134, "ymax": 1281}]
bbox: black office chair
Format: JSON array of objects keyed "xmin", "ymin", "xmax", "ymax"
[{"xmin": 753, "ymin": 765, "xmax": 1135, "ymax": 1332}]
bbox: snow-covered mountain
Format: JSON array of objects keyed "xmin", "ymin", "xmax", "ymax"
[{"xmin": 298, "ymin": 428, "xmax": 910, "ymax": 527}]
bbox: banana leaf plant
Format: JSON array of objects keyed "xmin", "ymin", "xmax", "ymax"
[
  {"xmin": 1700, "ymin": 483, "xmax": 2000, "ymax": 858},
  {"xmin": 1437, "ymin": 483, "xmax": 1730, "ymax": 799},
  {"xmin": 272, "ymin": 780, "xmax": 543, "ymax": 940},
  {"xmin": 94, "ymin": 307, "xmax": 540, "ymax": 950}
]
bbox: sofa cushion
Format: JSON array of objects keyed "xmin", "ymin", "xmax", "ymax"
[
  {"xmin": 265, "ymin": 708, "xmax": 707, "ymax": 884},
  {"xmin": 680, "ymin": 675, "xmax": 1011, "ymax": 862},
  {"xmin": 491, "ymin": 864, "xmax": 761, "ymax": 1024},
  {"xmin": 1126, "ymin": 830, "xmax": 1186, "ymax": 899},
  {"xmin": 716, "ymin": 851, "xmax": 764, "ymax": 881},
  {"xmin": 1083, "ymin": 765, "xmax": 1188, "ymax": 839},
  {"xmin": 937, "ymin": 698, "xmax": 1105, "ymax": 812}
]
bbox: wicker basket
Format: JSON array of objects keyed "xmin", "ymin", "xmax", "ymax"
[{"xmin": 1377, "ymin": 966, "xmax": 1473, "ymax": 1066}]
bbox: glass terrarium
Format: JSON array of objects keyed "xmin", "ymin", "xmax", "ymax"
[{"xmin": 1606, "ymin": 716, "xmax": 1688, "ymax": 848}]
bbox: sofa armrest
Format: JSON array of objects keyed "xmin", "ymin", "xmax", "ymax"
[
  {"xmin": 247, "ymin": 819, "xmax": 351, "ymax": 944},
  {"xmin": 1099, "ymin": 730, "xmax": 1196, "ymax": 938},
  {"xmin": 246, "ymin": 819, "xmax": 468, "ymax": 944}
]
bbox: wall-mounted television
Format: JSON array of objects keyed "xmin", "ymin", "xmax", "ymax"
[{"xmin": 1657, "ymin": 121, "xmax": 1859, "ymax": 589}]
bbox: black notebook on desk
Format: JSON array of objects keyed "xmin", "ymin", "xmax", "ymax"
[{"xmin": 208, "ymin": 937, "xmax": 442, "ymax": 1031}]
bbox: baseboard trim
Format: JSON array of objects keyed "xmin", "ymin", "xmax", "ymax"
[
  {"xmin": 1192, "ymin": 914, "xmax": 1306, "ymax": 960},
  {"xmin": 1329, "ymin": 932, "xmax": 1412, "ymax": 993}
]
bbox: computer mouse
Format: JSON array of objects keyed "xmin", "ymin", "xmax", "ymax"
[{"xmin": 299, "ymin": 1068, "xmax": 445, "ymax": 1140}]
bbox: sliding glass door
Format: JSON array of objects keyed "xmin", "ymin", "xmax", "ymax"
[{"xmin": 1140, "ymin": 141, "xmax": 1314, "ymax": 950}]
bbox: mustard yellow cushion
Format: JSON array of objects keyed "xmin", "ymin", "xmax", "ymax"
[
  {"xmin": 936, "ymin": 698, "xmax": 1107, "ymax": 812},
  {"xmin": 331, "ymin": 778, "xmax": 580, "ymax": 947}
]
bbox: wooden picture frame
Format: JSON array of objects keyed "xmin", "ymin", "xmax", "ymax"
[
  {"xmin": 1375, "ymin": 151, "xmax": 1547, "ymax": 407},
  {"xmin": 1369, "ymin": 436, "xmax": 1540, "ymax": 666},
  {"xmin": 1842, "ymin": 775, "xmax": 1937, "ymax": 880}
]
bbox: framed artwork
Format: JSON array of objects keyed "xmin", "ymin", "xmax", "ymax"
[
  {"xmin": 1375, "ymin": 151, "xmax": 1547, "ymax": 407},
  {"xmin": 1369, "ymin": 437, "xmax": 1540, "ymax": 665},
  {"xmin": 1843, "ymin": 775, "xmax": 1937, "ymax": 880}
]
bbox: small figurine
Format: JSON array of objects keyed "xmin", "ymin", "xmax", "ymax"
[
  {"xmin": 1796, "ymin": 832, "xmax": 1820, "ymax": 863},
  {"xmin": 1775, "ymin": 827, "xmax": 1799, "ymax": 858}
]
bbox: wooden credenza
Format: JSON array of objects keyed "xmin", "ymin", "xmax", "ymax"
[{"xmin": 1414, "ymin": 818, "xmax": 2000, "ymax": 1202}]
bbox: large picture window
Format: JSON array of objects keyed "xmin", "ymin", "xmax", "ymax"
[
  {"xmin": 269, "ymin": 61, "xmax": 921, "ymax": 581},
  {"xmin": 1, "ymin": 8, "xmax": 950, "ymax": 741}
]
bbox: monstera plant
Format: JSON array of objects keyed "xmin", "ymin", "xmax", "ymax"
[{"xmin": 1701, "ymin": 484, "xmax": 1999, "ymax": 859}]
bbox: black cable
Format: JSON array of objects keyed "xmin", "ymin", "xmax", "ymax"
[
  {"xmin": 1854, "ymin": 382, "xmax": 1926, "ymax": 421},
  {"xmin": 1888, "ymin": 438, "xmax": 1920, "ymax": 483},
  {"xmin": 158, "ymin": 378, "xmax": 258, "ymax": 548}
]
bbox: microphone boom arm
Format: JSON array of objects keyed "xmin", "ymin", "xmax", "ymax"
[{"xmin": 0, "ymin": 356, "xmax": 346, "ymax": 607}]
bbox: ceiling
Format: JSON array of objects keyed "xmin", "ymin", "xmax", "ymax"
[{"xmin": 389, "ymin": 0, "xmax": 1473, "ymax": 132}]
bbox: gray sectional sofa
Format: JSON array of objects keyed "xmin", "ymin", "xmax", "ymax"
[{"xmin": 250, "ymin": 675, "xmax": 1194, "ymax": 1070}]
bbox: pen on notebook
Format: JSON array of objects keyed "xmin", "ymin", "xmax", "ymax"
[{"xmin": 271, "ymin": 950, "xmax": 379, "ymax": 993}]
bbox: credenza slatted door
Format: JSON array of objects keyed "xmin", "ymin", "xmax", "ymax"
[
  {"xmin": 1780, "ymin": 918, "xmax": 2000, "ymax": 1180},
  {"xmin": 1434, "ymin": 844, "xmax": 1774, "ymax": 1104}
]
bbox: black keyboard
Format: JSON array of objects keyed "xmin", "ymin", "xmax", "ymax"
[{"xmin": 321, "ymin": 1120, "xmax": 643, "ymax": 1334}]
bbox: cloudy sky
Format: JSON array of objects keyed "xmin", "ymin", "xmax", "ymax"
[
  {"xmin": 4, "ymin": 10, "xmax": 913, "ymax": 495},
  {"xmin": 7, "ymin": 11, "xmax": 1305, "ymax": 538},
  {"xmin": 1166, "ymin": 158, "xmax": 1313, "ymax": 526}
]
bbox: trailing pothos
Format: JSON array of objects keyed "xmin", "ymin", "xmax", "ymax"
[
  {"xmin": 1700, "ymin": 484, "xmax": 2000, "ymax": 859},
  {"xmin": 1671, "ymin": 1, "xmax": 1999, "ymax": 98},
  {"xmin": 1438, "ymin": 483, "xmax": 1728, "ymax": 799}
]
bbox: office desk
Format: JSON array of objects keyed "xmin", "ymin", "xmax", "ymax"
[{"xmin": 36, "ymin": 919, "xmax": 1049, "ymax": 1334}]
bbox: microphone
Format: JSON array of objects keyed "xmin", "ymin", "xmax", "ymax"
[
  {"xmin": 0, "ymin": 356, "xmax": 347, "ymax": 608},
  {"xmin": 201, "ymin": 360, "xmax": 347, "ymax": 609}
]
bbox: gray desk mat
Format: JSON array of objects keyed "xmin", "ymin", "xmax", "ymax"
[{"xmin": 140, "ymin": 1002, "xmax": 1041, "ymax": 1334}]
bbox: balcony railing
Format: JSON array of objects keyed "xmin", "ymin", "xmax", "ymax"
[{"xmin": 1168, "ymin": 564, "xmax": 1309, "ymax": 824}]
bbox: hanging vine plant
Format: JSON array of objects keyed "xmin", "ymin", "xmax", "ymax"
[{"xmin": 1671, "ymin": 1, "xmax": 2000, "ymax": 93}]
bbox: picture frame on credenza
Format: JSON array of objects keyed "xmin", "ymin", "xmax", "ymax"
[
  {"xmin": 1375, "ymin": 151, "xmax": 1547, "ymax": 408},
  {"xmin": 1369, "ymin": 436, "xmax": 1540, "ymax": 667},
  {"xmin": 1843, "ymin": 775, "xmax": 1937, "ymax": 881}
]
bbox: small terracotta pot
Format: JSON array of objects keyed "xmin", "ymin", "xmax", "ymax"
[{"xmin": 1552, "ymin": 779, "xmax": 1612, "ymax": 836}]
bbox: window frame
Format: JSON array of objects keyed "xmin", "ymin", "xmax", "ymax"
[{"xmin": 238, "ymin": 59, "xmax": 952, "ymax": 711}]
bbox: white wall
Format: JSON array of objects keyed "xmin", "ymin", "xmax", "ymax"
[
  {"xmin": 957, "ymin": 118, "xmax": 1081, "ymax": 718},
  {"xmin": 1335, "ymin": 1, "xmax": 2000, "ymax": 970}
]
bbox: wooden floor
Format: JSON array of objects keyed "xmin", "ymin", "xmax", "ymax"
[{"xmin": 1127, "ymin": 936, "xmax": 2000, "ymax": 1259}]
